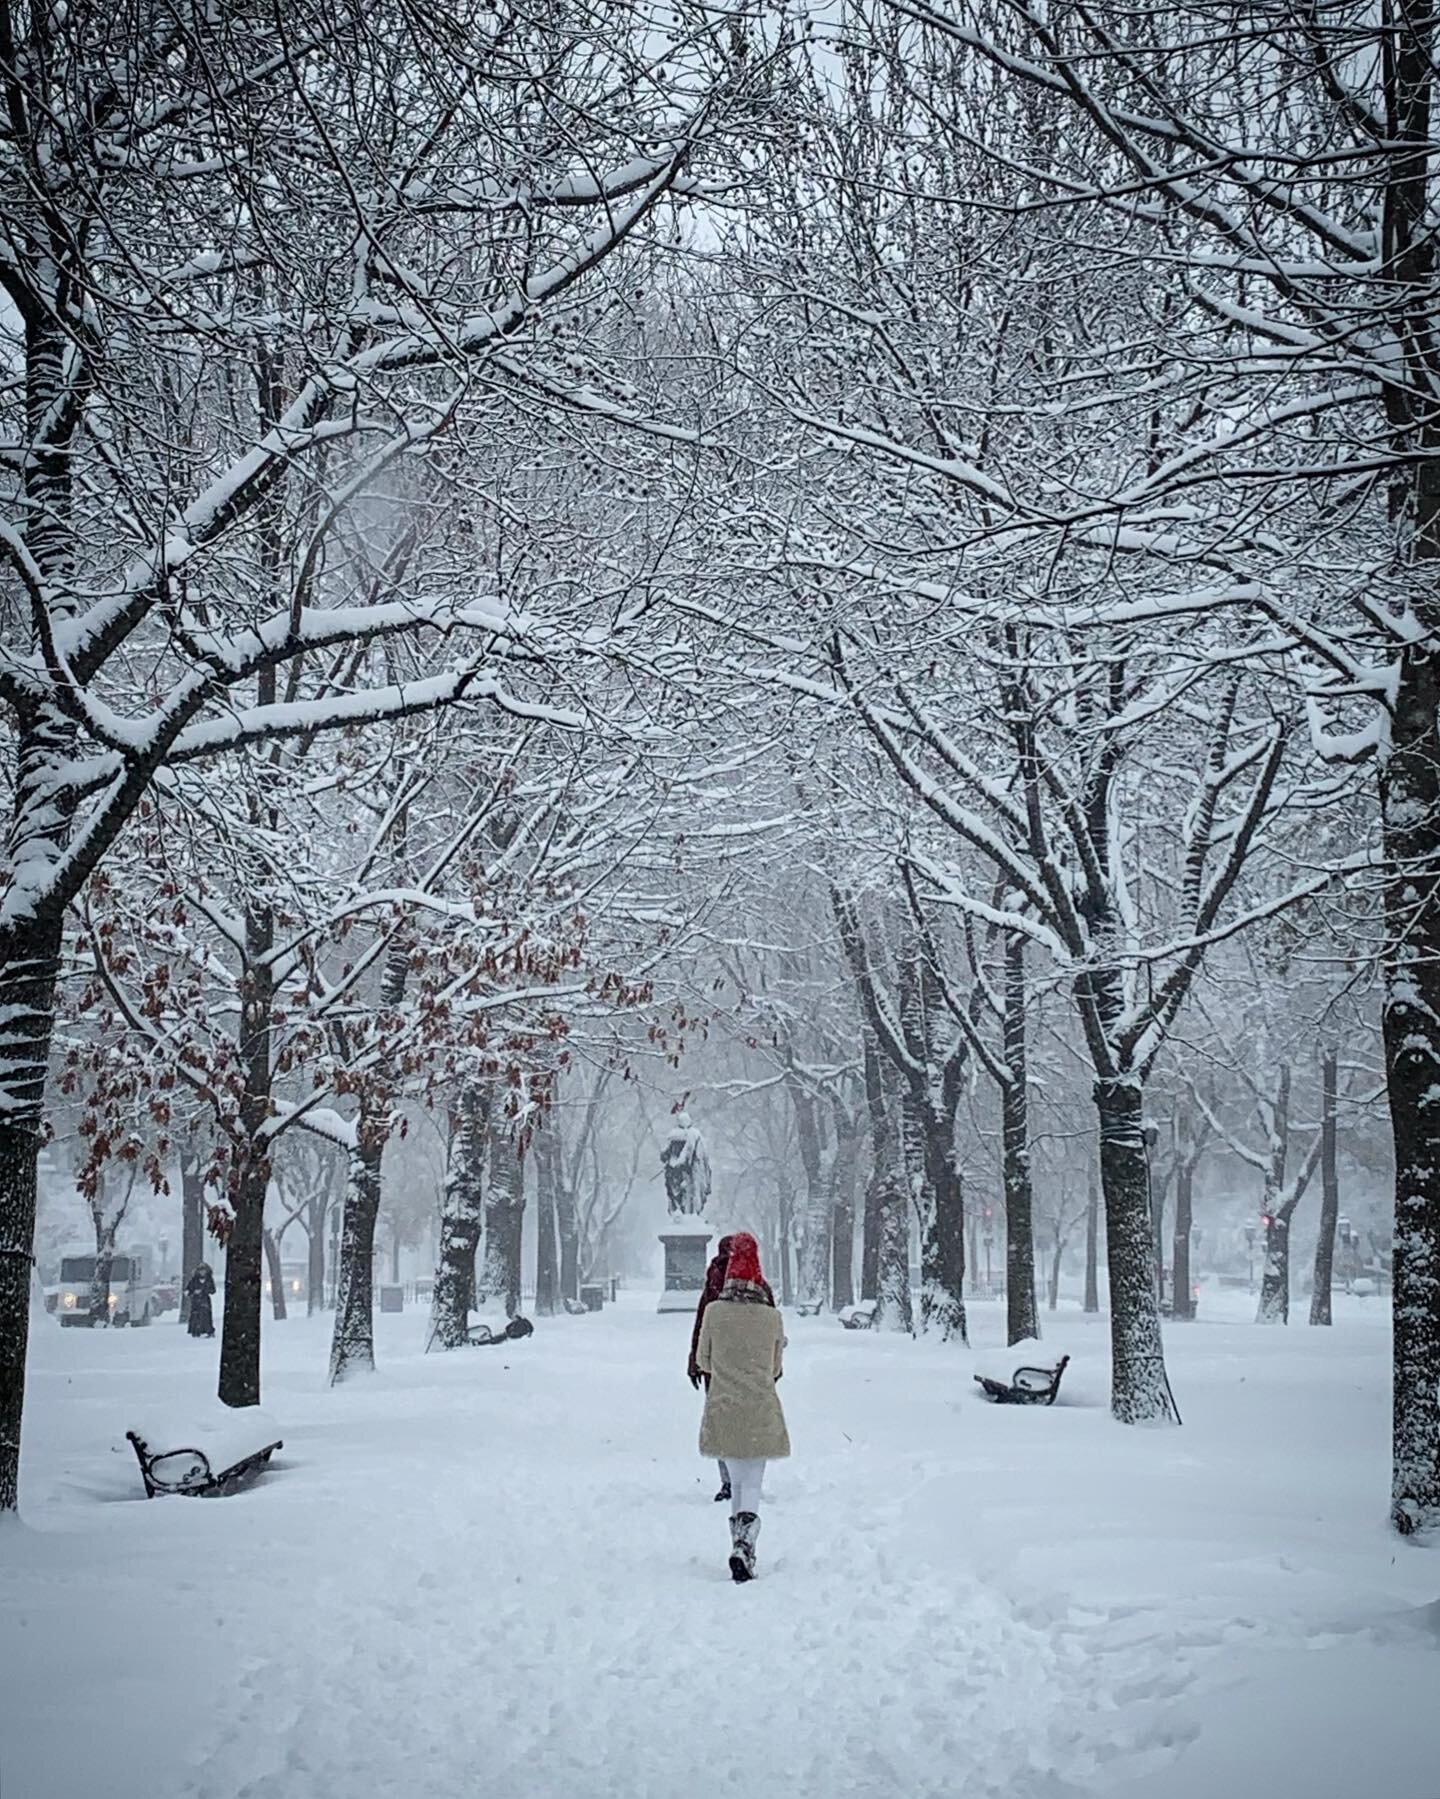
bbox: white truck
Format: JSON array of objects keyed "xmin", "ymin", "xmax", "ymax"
[{"xmin": 55, "ymin": 1249, "xmax": 156, "ymax": 1327}]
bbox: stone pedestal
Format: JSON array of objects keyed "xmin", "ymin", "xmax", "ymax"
[{"xmin": 657, "ymin": 1220, "xmax": 712, "ymax": 1313}]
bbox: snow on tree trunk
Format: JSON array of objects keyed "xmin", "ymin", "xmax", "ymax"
[
  {"xmin": 829, "ymin": 1111, "xmax": 859, "ymax": 1311},
  {"xmin": 1381, "ymin": 646, "xmax": 1440, "ymax": 1534},
  {"xmin": 0, "ymin": 801, "xmax": 71, "ymax": 1507},
  {"xmin": 1256, "ymin": 1210, "xmax": 1294, "ymax": 1324},
  {"xmin": 479, "ymin": 1122, "xmax": 525, "ymax": 1320},
  {"xmin": 534, "ymin": 1126, "xmax": 561, "ymax": 1318},
  {"xmin": 1003, "ymin": 936, "xmax": 1038, "ymax": 1347},
  {"xmin": 219, "ymin": 1150, "xmax": 268, "ymax": 1408},
  {"xmin": 859, "ymin": 1028, "xmax": 890, "ymax": 1302},
  {"xmin": 860, "ymin": 1028, "xmax": 910, "ymax": 1330},
  {"xmin": 263, "ymin": 1229, "xmax": 287, "ymax": 1322},
  {"xmin": 1084, "ymin": 1175, "xmax": 1100, "ymax": 1315},
  {"xmin": 1172, "ymin": 1160, "xmax": 1195, "ymax": 1323},
  {"xmin": 1310, "ymin": 1046, "xmax": 1340, "ymax": 1328},
  {"xmin": 792, "ymin": 1079, "xmax": 830, "ymax": 1310},
  {"xmin": 430, "ymin": 1081, "xmax": 489, "ymax": 1350},
  {"xmin": 217, "ymin": 903, "xmax": 275, "ymax": 1409},
  {"xmin": 328, "ymin": 1131, "xmax": 384, "ymax": 1383},
  {"xmin": 307, "ymin": 1205, "xmax": 326, "ymax": 1319},
  {"xmin": 1095, "ymin": 1077, "xmax": 1177, "ymax": 1424}
]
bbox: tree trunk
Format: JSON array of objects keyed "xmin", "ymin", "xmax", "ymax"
[
  {"xmin": 217, "ymin": 905, "xmax": 275, "ymax": 1410},
  {"xmin": 792, "ymin": 1079, "xmax": 831, "ymax": 1310},
  {"xmin": 0, "ymin": 910, "xmax": 66, "ymax": 1510},
  {"xmin": 1003, "ymin": 936, "xmax": 1039, "ymax": 1346},
  {"xmin": 1256, "ymin": 1203, "xmax": 1295, "ymax": 1324},
  {"xmin": 88, "ymin": 1215, "xmax": 117, "ymax": 1327},
  {"xmin": 1172, "ymin": 1159, "xmax": 1195, "ymax": 1322},
  {"xmin": 1094, "ymin": 1077, "xmax": 1178, "ymax": 1423},
  {"xmin": 1310, "ymin": 1045, "xmax": 1340, "ymax": 1328},
  {"xmin": 429, "ymin": 1080, "xmax": 489, "ymax": 1349},
  {"xmin": 859, "ymin": 1028, "xmax": 889, "ymax": 1302},
  {"xmin": 219, "ymin": 1148, "xmax": 268, "ymax": 1408},
  {"xmin": 263, "ymin": 1228, "xmax": 287, "ymax": 1321},
  {"xmin": 307, "ymin": 1199, "xmax": 326, "ymax": 1318},
  {"xmin": 860, "ymin": 1030, "xmax": 910, "ymax": 1331},
  {"xmin": 1084, "ymin": 1173, "xmax": 1100, "ymax": 1314},
  {"xmin": 1047, "ymin": 1227, "xmax": 1062, "ymax": 1312},
  {"xmin": 534, "ymin": 1125, "xmax": 561, "ymax": 1318},
  {"xmin": 919, "ymin": 1095, "xmax": 968, "ymax": 1342},
  {"xmin": 829, "ymin": 1110, "xmax": 859, "ymax": 1311},
  {"xmin": 328, "ymin": 1129, "xmax": 384, "ymax": 1383},
  {"xmin": 557, "ymin": 1165, "xmax": 580, "ymax": 1306},
  {"xmin": 775, "ymin": 1180, "xmax": 796, "ymax": 1306},
  {"xmin": 479, "ymin": 1122, "xmax": 525, "ymax": 1319}
]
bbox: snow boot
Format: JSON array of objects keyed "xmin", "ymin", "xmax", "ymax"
[
  {"xmin": 729, "ymin": 1511, "xmax": 760, "ymax": 1583},
  {"xmin": 714, "ymin": 1480, "xmax": 731, "ymax": 1503}
]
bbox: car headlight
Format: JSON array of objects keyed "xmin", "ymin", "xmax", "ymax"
[
  {"xmin": 62, "ymin": 1292, "xmax": 75, "ymax": 1309},
  {"xmin": 107, "ymin": 1293, "xmax": 117, "ymax": 1307}
]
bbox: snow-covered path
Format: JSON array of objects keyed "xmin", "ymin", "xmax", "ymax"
[{"xmin": 2, "ymin": 1295, "xmax": 1436, "ymax": 1799}]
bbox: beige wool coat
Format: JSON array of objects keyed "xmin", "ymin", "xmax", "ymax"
[{"xmin": 696, "ymin": 1299, "xmax": 791, "ymax": 1461}]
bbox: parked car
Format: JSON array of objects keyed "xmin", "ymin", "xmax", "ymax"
[
  {"xmin": 56, "ymin": 1249, "xmax": 156, "ymax": 1327},
  {"xmin": 150, "ymin": 1279, "xmax": 180, "ymax": 1315}
]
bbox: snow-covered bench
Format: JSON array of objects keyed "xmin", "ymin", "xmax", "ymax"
[
  {"xmin": 974, "ymin": 1354, "xmax": 1070, "ymax": 1407},
  {"xmin": 126, "ymin": 1410, "xmax": 283, "ymax": 1498},
  {"xmin": 838, "ymin": 1301, "xmax": 877, "ymax": 1331},
  {"xmin": 464, "ymin": 1315, "xmax": 534, "ymax": 1347},
  {"xmin": 795, "ymin": 1300, "xmax": 823, "ymax": 1318}
]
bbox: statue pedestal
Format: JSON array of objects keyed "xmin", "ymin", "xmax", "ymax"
[{"xmin": 657, "ymin": 1219, "xmax": 712, "ymax": 1313}]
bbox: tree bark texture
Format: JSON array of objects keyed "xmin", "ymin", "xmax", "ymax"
[
  {"xmin": 217, "ymin": 904, "xmax": 275, "ymax": 1409},
  {"xmin": 1094, "ymin": 1078, "xmax": 1178, "ymax": 1424},
  {"xmin": 1003, "ymin": 936, "xmax": 1039, "ymax": 1346},
  {"xmin": 0, "ymin": 907, "xmax": 67, "ymax": 1509},
  {"xmin": 479, "ymin": 1120, "xmax": 525, "ymax": 1319},
  {"xmin": 328, "ymin": 1131, "xmax": 384, "ymax": 1383},
  {"xmin": 1172, "ymin": 1159, "xmax": 1195, "ymax": 1322},
  {"xmin": 1309, "ymin": 1047, "xmax": 1340, "ymax": 1328},
  {"xmin": 829, "ymin": 1106, "xmax": 859, "ymax": 1311},
  {"xmin": 429, "ymin": 1080, "xmax": 489, "ymax": 1350},
  {"xmin": 791, "ymin": 1078, "xmax": 830, "ymax": 1310},
  {"xmin": 860, "ymin": 1028, "xmax": 910, "ymax": 1330},
  {"xmin": 534, "ymin": 1125, "xmax": 561, "ymax": 1318},
  {"xmin": 1380, "ymin": 642, "xmax": 1440, "ymax": 1532},
  {"xmin": 263, "ymin": 1228, "xmax": 287, "ymax": 1321},
  {"xmin": 1084, "ymin": 1174, "xmax": 1100, "ymax": 1314}
]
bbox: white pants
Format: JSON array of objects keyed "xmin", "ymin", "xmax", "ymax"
[{"xmin": 727, "ymin": 1457, "xmax": 766, "ymax": 1517}]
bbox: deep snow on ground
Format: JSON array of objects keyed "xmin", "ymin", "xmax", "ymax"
[{"xmin": 1, "ymin": 1288, "xmax": 1436, "ymax": 1799}]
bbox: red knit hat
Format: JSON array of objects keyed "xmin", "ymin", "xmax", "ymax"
[{"xmin": 724, "ymin": 1232, "xmax": 763, "ymax": 1287}]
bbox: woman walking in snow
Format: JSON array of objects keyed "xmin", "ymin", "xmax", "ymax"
[{"xmin": 694, "ymin": 1232, "xmax": 789, "ymax": 1583}]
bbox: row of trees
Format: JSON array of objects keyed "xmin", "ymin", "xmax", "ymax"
[{"xmin": 2, "ymin": 0, "xmax": 1436, "ymax": 1544}]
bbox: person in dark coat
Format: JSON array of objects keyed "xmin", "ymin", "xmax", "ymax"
[
  {"xmin": 185, "ymin": 1262, "xmax": 216, "ymax": 1338},
  {"xmin": 690, "ymin": 1236, "xmax": 735, "ymax": 1500}
]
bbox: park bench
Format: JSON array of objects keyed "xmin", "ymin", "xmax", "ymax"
[
  {"xmin": 973, "ymin": 1353, "xmax": 1070, "ymax": 1407},
  {"xmin": 795, "ymin": 1299, "xmax": 823, "ymax": 1317},
  {"xmin": 838, "ymin": 1301, "xmax": 877, "ymax": 1331},
  {"xmin": 126, "ymin": 1419, "xmax": 283, "ymax": 1498},
  {"xmin": 562, "ymin": 1297, "xmax": 588, "ymax": 1317},
  {"xmin": 464, "ymin": 1315, "xmax": 534, "ymax": 1347}
]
